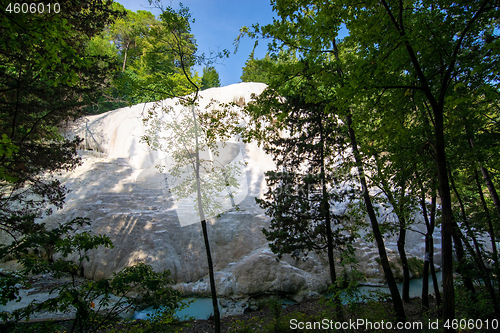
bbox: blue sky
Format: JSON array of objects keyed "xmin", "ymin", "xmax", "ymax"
[{"xmin": 117, "ymin": 0, "xmax": 277, "ymax": 87}]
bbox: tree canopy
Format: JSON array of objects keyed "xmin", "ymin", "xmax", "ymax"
[
  {"xmin": 201, "ymin": 66, "xmax": 221, "ymax": 89},
  {"xmin": 0, "ymin": 0, "xmax": 120, "ymax": 236},
  {"xmin": 240, "ymin": 51, "xmax": 275, "ymax": 84}
]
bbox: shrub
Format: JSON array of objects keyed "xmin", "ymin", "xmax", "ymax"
[{"xmin": 0, "ymin": 218, "xmax": 184, "ymax": 333}]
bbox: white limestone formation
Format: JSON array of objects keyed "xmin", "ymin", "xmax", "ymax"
[{"xmin": 39, "ymin": 82, "xmax": 440, "ymax": 300}]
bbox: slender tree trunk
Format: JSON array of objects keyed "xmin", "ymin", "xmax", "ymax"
[
  {"xmin": 467, "ymin": 136, "xmax": 499, "ymax": 258},
  {"xmin": 192, "ymin": 105, "xmax": 220, "ymax": 333},
  {"xmin": 325, "ymin": 209, "xmax": 337, "ymax": 287},
  {"xmin": 427, "ymin": 194, "xmax": 442, "ymax": 308},
  {"xmin": 479, "ymin": 165, "xmax": 500, "ymax": 222},
  {"xmin": 319, "ymin": 113, "xmax": 343, "ymax": 320},
  {"xmin": 334, "ymin": 39, "xmax": 404, "ymax": 320},
  {"xmin": 318, "ymin": 114, "xmax": 337, "ymax": 286},
  {"xmin": 201, "ymin": 220, "xmax": 220, "ymax": 332},
  {"xmin": 397, "ymin": 177, "xmax": 410, "ymax": 303},
  {"xmin": 420, "ymin": 187, "xmax": 431, "ymax": 309},
  {"xmin": 474, "ymin": 169, "xmax": 500, "ymax": 291},
  {"xmin": 422, "ymin": 245, "xmax": 430, "ymax": 309},
  {"xmin": 433, "ymin": 109, "xmax": 455, "ymax": 327},
  {"xmin": 475, "ymin": 169, "xmax": 498, "ymax": 254},
  {"xmin": 421, "ymin": 196, "xmax": 442, "ymax": 310},
  {"xmin": 347, "ymin": 114, "xmax": 406, "ymax": 322},
  {"xmin": 373, "ymin": 154, "xmax": 410, "ymax": 302},
  {"xmin": 450, "ymin": 223, "xmax": 475, "ymax": 294},
  {"xmin": 430, "ymin": 256, "xmax": 441, "ymax": 308},
  {"xmin": 324, "ymin": 188, "xmax": 343, "ymax": 321},
  {"xmin": 122, "ymin": 42, "xmax": 129, "ymax": 72},
  {"xmin": 456, "ymin": 226, "xmax": 500, "ymax": 317},
  {"xmin": 418, "ymin": 177, "xmax": 442, "ymax": 310},
  {"xmin": 398, "ymin": 222, "xmax": 410, "ymax": 302},
  {"xmin": 449, "ymin": 170, "xmax": 500, "ymax": 317},
  {"xmin": 468, "ymin": 134, "xmax": 500, "ymax": 292}
]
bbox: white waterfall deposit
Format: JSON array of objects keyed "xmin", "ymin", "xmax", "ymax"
[{"xmin": 38, "ymin": 82, "xmax": 439, "ymax": 301}]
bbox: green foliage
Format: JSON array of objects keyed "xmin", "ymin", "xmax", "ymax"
[
  {"xmin": 259, "ymin": 298, "xmax": 287, "ymax": 333},
  {"xmin": 84, "ymin": 1, "xmax": 204, "ymax": 110},
  {"xmin": 361, "ymin": 297, "xmax": 397, "ymax": 327},
  {"xmin": 201, "ymin": 66, "xmax": 221, "ymax": 90},
  {"xmin": 0, "ymin": 218, "xmax": 183, "ymax": 333},
  {"xmin": 108, "ymin": 2, "xmax": 157, "ymax": 71},
  {"xmin": 0, "ymin": 0, "xmax": 120, "ymax": 117},
  {"xmin": 454, "ymin": 280, "xmax": 495, "ymax": 319},
  {"xmin": 0, "ymin": 2, "xmax": 215, "ymax": 333},
  {"xmin": 0, "ymin": 0, "xmax": 120, "ymax": 237},
  {"xmin": 0, "ymin": 134, "xmax": 19, "ymax": 182},
  {"xmin": 240, "ymin": 52, "xmax": 276, "ymax": 84},
  {"xmin": 0, "ymin": 5, "xmax": 149, "ymax": 331}
]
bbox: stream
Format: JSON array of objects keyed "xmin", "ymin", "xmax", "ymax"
[
  {"xmin": 354, "ymin": 271, "xmax": 443, "ymax": 301},
  {"xmin": 133, "ymin": 271, "xmax": 443, "ymax": 321}
]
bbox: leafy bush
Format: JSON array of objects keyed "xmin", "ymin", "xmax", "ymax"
[
  {"xmin": 454, "ymin": 277, "xmax": 495, "ymax": 319},
  {"xmin": 0, "ymin": 218, "xmax": 183, "ymax": 333}
]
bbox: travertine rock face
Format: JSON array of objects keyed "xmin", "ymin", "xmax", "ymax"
[{"xmin": 36, "ymin": 83, "xmax": 439, "ymax": 300}]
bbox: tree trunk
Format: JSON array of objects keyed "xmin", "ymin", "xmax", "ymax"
[
  {"xmin": 325, "ymin": 197, "xmax": 343, "ymax": 321},
  {"xmin": 201, "ymin": 220, "xmax": 221, "ymax": 332},
  {"xmin": 319, "ymin": 109, "xmax": 343, "ymax": 320},
  {"xmin": 419, "ymin": 185, "xmax": 431, "ymax": 309},
  {"xmin": 428, "ymin": 194, "xmax": 442, "ymax": 308},
  {"xmin": 397, "ymin": 176, "xmax": 410, "ymax": 303},
  {"xmin": 456, "ymin": 225, "xmax": 500, "ymax": 317},
  {"xmin": 334, "ymin": 39, "xmax": 404, "ymax": 320},
  {"xmin": 374, "ymin": 154, "xmax": 410, "ymax": 302},
  {"xmin": 397, "ymin": 176, "xmax": 410, "ymax": 304},
  {"xmin": 398, "ymin": 223, "xmax": 410, "ymax": 302},
  {"xmin": 433, "ymin": 109, "xmax": 455, "ymax": 327},
  {"xmin": 450, "ymin": 225, "xmax": 475, "ymax": 294},
  {"xmin": 347, "ymin": 113, "xmax": 406, "ymax": 322},
  {"xmin": 418, "ymin": 178, "xmax": 442, "ymax": 310},
  {"xmin": 479, "ymin": 165, "xmax": 500, "ymax": 222},
  {"xmin": 430, "ymin": 256, "xmax": 441, "ymax": 308},
  {"xmin": 468, "ymin": 137, "xmax": 499, "ymax": 262},
  {"xmin": 468, "ymin": 135, "xmax": 500, "ymax": 293},
  {"xmin": 192, "ymin": 105, "xmax": 220, "ymax": 333},
  {"xmin": 122, "ymin": 42, "xmax": 129, "ymax": 72},
  {"xmin": 478, "ymin": 165, "xmax": 500, "ymax": 290},
  {"xmin": 422, "ymin": 238, "xmax": 430, "ymax": 309}
]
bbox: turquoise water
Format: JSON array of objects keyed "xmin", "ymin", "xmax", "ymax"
[
  {"xmin": 342, "ymin": 271, "xmax": 443, "ymax": 303},
  {"xmin": 132, "ymin": 298, "xmax": 216, "ymax": 321},
  {"xmin": 133, "ymin": 272, "xmax": 443, "ymax": 321}
]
